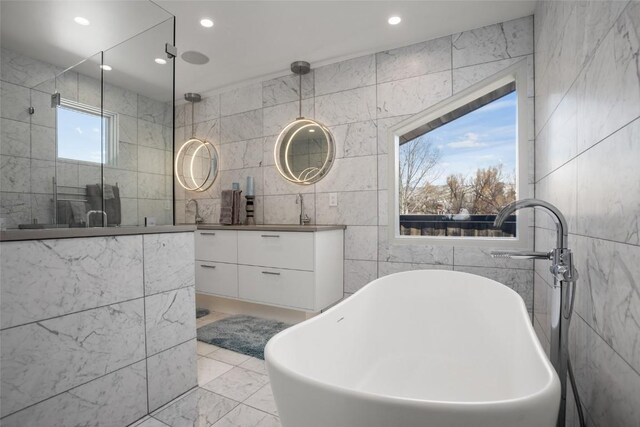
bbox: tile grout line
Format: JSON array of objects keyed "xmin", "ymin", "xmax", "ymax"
[
  {"xmin": 142, "ymin": 234, "xmax": 150, "ymax": 415},
  {"xmin": 0, "ymin": 283, "xmax": 195, "ymax": 332}
]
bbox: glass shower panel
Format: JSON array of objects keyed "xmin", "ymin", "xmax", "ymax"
[
  {"xmin": 28, "ymin": 77, "xmax": 57, "ymax": 228},
  {"xmin": 53, "ymin": 53, "xmax": 105, "ymax": 227},
  {"xmin": 103, "ymin": 18, "xmax": 175, "ymax": 226}
]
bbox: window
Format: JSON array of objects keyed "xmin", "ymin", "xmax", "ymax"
[
  {"xmin": 56, "ymin": 99, "xmax": 118, "ymax": 164},
  {"xmin": 388, "ymin": 61, "xmax": 530, "ymax": 247}
]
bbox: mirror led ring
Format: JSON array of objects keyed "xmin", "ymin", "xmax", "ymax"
[
  {"xmin": 274, "ymin": 118, "xmax": 335, "ymax": 185},
  {"xmin": 175, "ymin": 138, "xmax": 218, "ymax": 192}
]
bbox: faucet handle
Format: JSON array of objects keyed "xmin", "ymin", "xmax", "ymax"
[{"xmin": 490, "ymin": 250, "xmax": 551, "ymax": 260}]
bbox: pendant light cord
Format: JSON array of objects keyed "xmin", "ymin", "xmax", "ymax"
[
  {"xmin": 298, "ymin": 72, "xmax": 302, "ymax": 118},
  {"xmin": 191, "ymin": 101, "xmax": 195, "ymax": 138}
]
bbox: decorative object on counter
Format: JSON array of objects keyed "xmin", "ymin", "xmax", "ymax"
[
  {"xmin": 175, "ymin": 93, "xmax": 219, "ymax": 192},
  {"xmin": 245, "ymin": 195, "xmax": 256, "ymax": 225},
  {"xmin": 246, "ymin": 176, "xmax": 254, "ymax": 196},
  {"xmin": 197, "ymin": 314, "xmax": 291, "ymax": 359},
  {"xmin": 274, "ymin": 61, "xmax": 335, "ymax": 185},
  {"xmin": 219, "ymin": 189, "xmax": 243, "ymax": 225}
]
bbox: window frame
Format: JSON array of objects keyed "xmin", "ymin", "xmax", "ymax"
[
  {"xmin": 387, "ymin": 60, "xmax": 531, "ymax": 248},
  {"xmin": 56, "ymin": 99, "xmax": 119, "ymax": 166}
]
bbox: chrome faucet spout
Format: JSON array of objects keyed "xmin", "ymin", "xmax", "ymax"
[
  {"xmin": 494, "ymin": 198, "xmax": 568, "ymax": 249},
  {"xmin": 296, "ymin": 193, "xmax": 310, "ymax": 225},
  {"xmin": 187, "ymin": 199, "xmax": 203, "ymax": 224}
]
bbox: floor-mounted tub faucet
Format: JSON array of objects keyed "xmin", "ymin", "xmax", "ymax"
[
  {"xmin": 187, "ymin": 199, "xmax": 204, "ymax": 224},
  {"xmin": 296, "ymin": 193, "xmax": 310, "ymax": 225},
  {"xmin": 492, "ymin": 198, "xmax": 583, "ymax": 427}
]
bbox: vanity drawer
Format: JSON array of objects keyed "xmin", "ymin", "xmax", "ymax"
[
  {"xmin": 237, "ymin": 231, "xmax": 314, "ymax": 271},
  {"xmin": 196, "ymin": 261, "xmax": 238, "ymax": 298},
  {"xmin": 195, "ymin": 230, "xmax": 237, "ymax": 263},
  {"xmin": 238, "ymin": 265, "xmax": 314, "ymax": 310}
]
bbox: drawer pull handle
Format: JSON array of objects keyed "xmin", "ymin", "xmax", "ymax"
[
  {"xmin": 261, "ymin": 271, "xmax": 281, "ymax": 275},
  {"xmin": 261, "ymin": 234, "xmax": 280, "ymax": 238},
  {"xmin": 200, "ymin": 232, "xmax": 216, "ymax": 236},
  {"xmin": 201, "ymin": 264, "xmax": 216, "ymax": 269}
]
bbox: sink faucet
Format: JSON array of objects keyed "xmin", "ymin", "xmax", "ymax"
[
  {"xmin": 492, "ymin": 198, "xmax": 580, "ymax": 427},
  {"xmin": 86, "ymin": 210, "xmax": 107, "ymax": 227},
  {"xmin": 187, "ymin": 199, "xmax": 204, "ymax": 224},
  {"xmin": 296, "ymin": 193, "xmax": 310, "ymax": 225}
]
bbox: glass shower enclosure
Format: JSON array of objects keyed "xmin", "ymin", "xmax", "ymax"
[{"xmin": 1, "ymin": 6, "xmax": 175, "ymax": 229}]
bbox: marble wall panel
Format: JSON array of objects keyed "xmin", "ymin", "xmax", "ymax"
[
  {"xmin": 376, "ymin": 36, "xmax": 451, "ymax": 84},
  {"xmin": 145, "ymin": 286, "xmax": 196, "ymax": 356},
  {"xmin": 220, "ymin": 109, "xmax": 263, "ymax": 143},
  {"xmin": 147, "ymin": 339, "xmax": 198, "ymax": 412},
  {"xmin": 376, "ymin": 71, "xmax": 451, "ymax": 119},
  {"xmin": 262, "ymin": 72, "xmax": 314, "ymax": 107},
  {"xmin": 452, "ymin": 16, "xmax": 533, "ymax": 68},
  {"xmin": 0, "ymin": 118, "xmax": 30, "ymax": 158},
  {"xmin": 143, "ymin": 232, "xmax": 195, "ymax": 295},
  {"xmin": 534, "ymin": 2, "xmax": 640, "ymax": 424},
  {"xmin": 1, "ymin": 361, "xmax": 148, "ymax": 427},
  {"xmin": 0, "ymin": 298, "xmax": 146, "ymax": 416},
  {"xmin": 314, "ymin": 55, "xmax": 376, "ymax": 96},
  {"xmin": 0, "ymin": 235, "xmax": 143, "ymax": 328},
  {"xmin": 315, "ymin": 86, "xmax": 376, "ymax": 126},
  {"xmin": 329, "ymin": 120, "xmax": 377, "ymax": 159},
  {"xmin": 220, "ymin": 83, "xmax": 262, "ymax": 117},
  {"xmin": 576, "ymin": 118, "xmax": 640, "ymax": 245}
]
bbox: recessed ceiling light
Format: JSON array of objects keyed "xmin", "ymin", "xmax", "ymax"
[
  {"xmin": 74, "ymin": 16, "xmax": 90, "ymax": 26},
  {"xmin": 99, "ymin": 64, "xmax": 112, "ymax": 71},
  {"xmin": 200, "ymin": 18, "xmax": 214, "ymax": 28},
  {"xmin": 155, "ymin": 58, "xmax": 167, "ymax": 65},
  {"xmin": 388, "ymin": 16, "xmax": 401, "ymax": 25}
]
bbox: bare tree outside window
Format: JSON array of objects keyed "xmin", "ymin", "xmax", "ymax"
[{"xmin": 398, "ymin": 136, "xmax": 441, "ymax": 214}]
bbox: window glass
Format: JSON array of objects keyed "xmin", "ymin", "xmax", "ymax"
[
  {"xmin": 397, "ymin": 84, "xmax": 518, "ymax": 238},
  {"xmin": 57, "ymin": 105, "xmax": 107, "ymax": 163}
]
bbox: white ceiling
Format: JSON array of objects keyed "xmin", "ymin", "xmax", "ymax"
[{"xmin": 1, "ymin": 1, "xmax": 536, "ymax": 101}]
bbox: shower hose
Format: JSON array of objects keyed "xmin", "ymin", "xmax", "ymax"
[{"xmin": 565, "ymin": 279, "xmax": 586, "ymax": 427}]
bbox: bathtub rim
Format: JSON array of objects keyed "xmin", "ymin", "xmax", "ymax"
[{"xmin": 265, "ymin": 269, "xmax": 560, "ymax": 408}]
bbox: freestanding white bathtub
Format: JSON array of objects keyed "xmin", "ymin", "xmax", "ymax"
[{"xmin": 265, "ymin": 270, "xmax": 560, "ymax": 427}]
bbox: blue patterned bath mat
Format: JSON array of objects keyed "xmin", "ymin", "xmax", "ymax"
[{"xmin": 197, "ymin": 315, "xmax": 291, "ymax": 359}]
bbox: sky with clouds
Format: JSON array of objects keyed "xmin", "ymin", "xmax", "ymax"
[
  {"xmin": 412, "ymin": 91, "xmax": 517, "ymax": 185},
  {"xmin": 57, "ymin": 107, "xmax": 105, "ymax": 163}
]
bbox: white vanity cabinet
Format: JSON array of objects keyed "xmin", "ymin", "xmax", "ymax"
[{"xmin": 195, "ymin": 226, "xmax": 344, "ymax": 312}]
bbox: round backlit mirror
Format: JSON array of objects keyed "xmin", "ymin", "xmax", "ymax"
[
  {"xmin": 175, "ymin": 138, "xmax": 219, "ymax": 192},
  {"xmin": 274, "ymin": 118, "xmax": 335, "ymax": 184}
]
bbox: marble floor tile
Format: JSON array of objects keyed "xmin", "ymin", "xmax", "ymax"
[
  {"xmin": 206, "ymin": 348, "xmax": 251, "ymax": 366},
  {"xmin": 153, "ymin": 388, "xmax": 238, "ymax": 427},
  {"xmin": 239, "ymin": 357, "xmax": 267, "ymax": 376},
  {"xmin": 198, "ymin": 357, "xmax": 234, "ymax": 386},
  {"xmin": 197, "ymin": 341, "xmax": 221, "ymax": 356},
  {"xmin": 202, "ymin": 367, "xmax": 269, "ymax": 402},
  {"xmin": 212, "ymin": 404, "xmax": 281, "ymax": 427},
  {"xmin": 244, "ymin": 384, "xmax": 278, "ymax": 417}
]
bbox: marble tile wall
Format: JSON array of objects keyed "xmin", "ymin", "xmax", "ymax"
[
  {"xmin": 0, "ymin": 231, "xmax": 196, "ymax": 425},
  {"xmin": 0, "ymin": 48, "xmax": 173, "ymax": 228},
  {"xmin": 533, "ymin": 2, "xmax": 640, "ymax": 426},
  {"xmin": 176, "ymin": 16, "xmax": 536, "ymax": 307}
]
